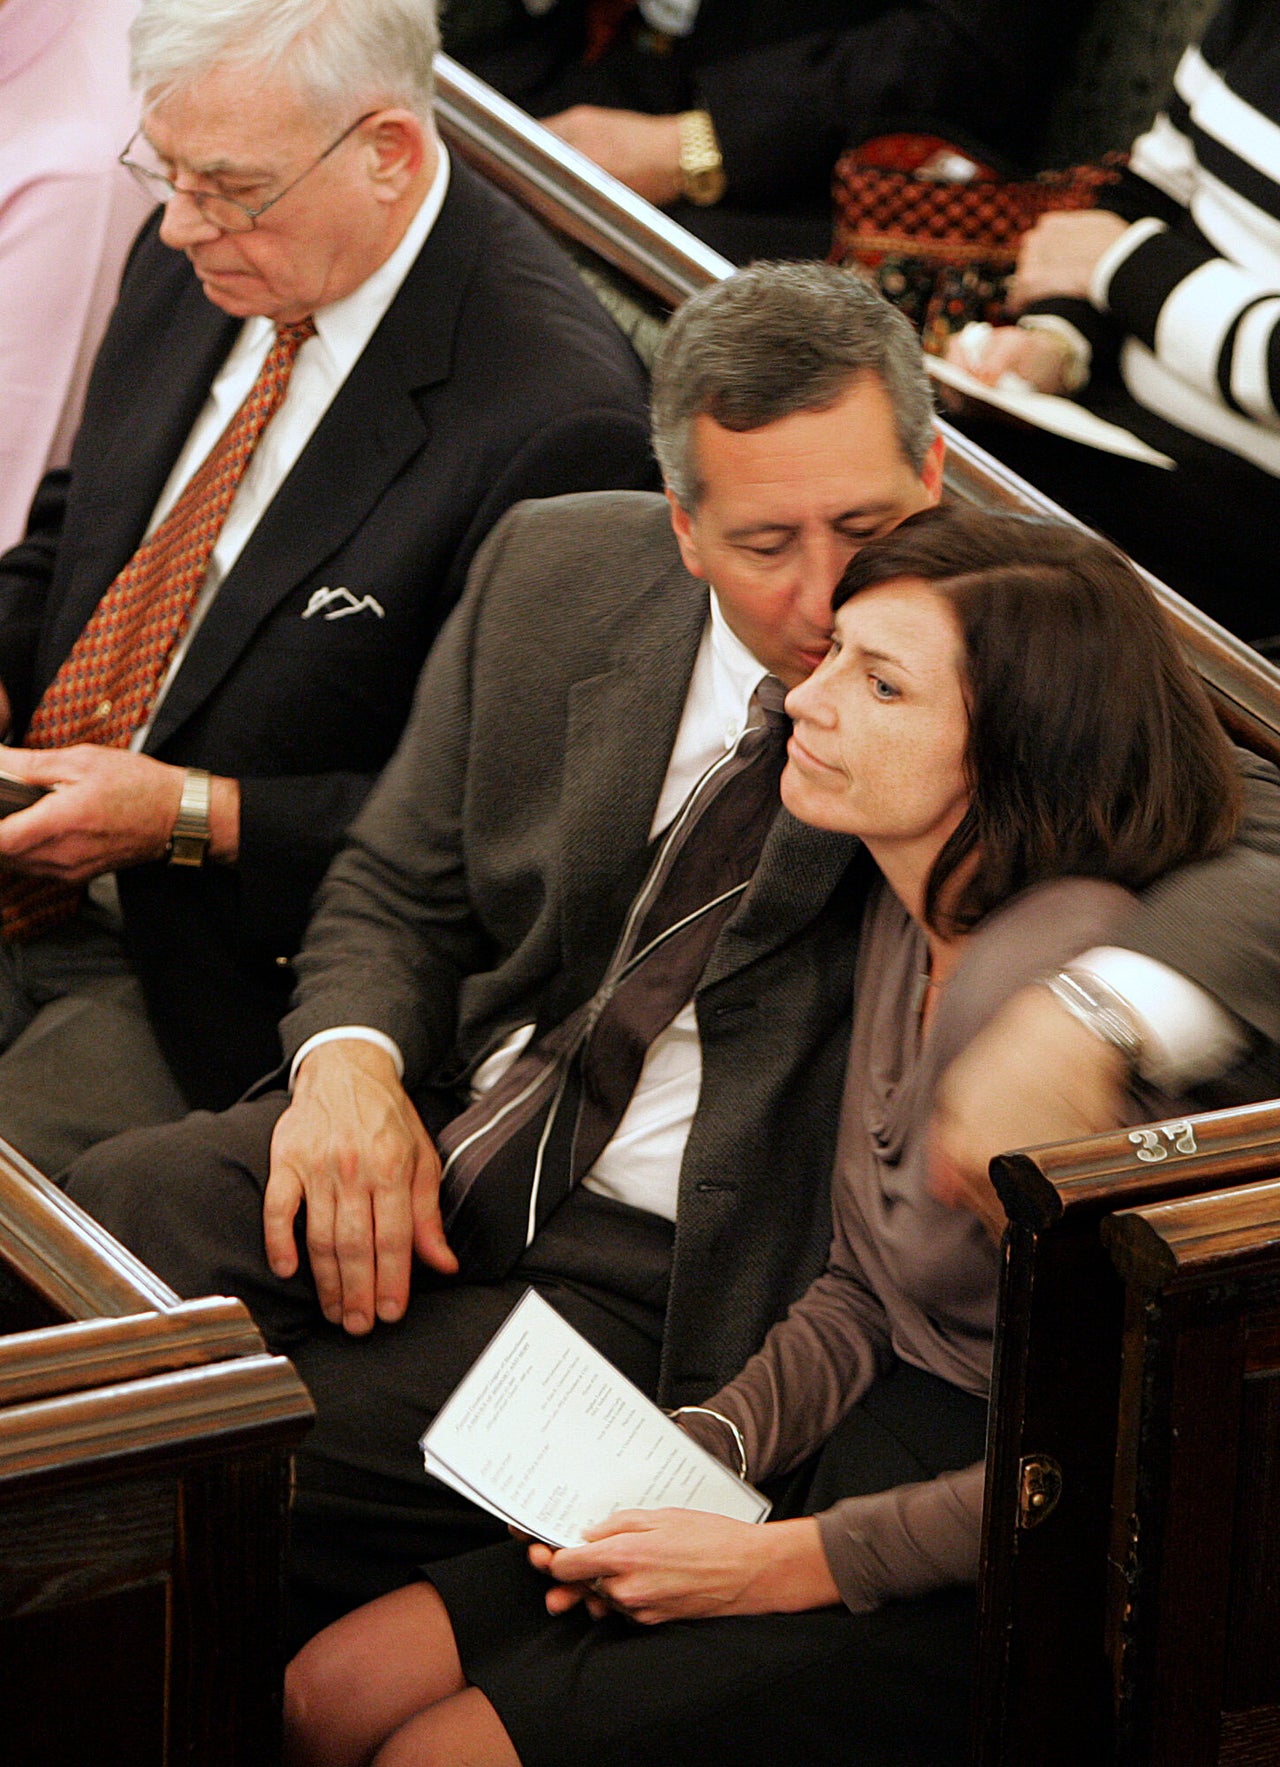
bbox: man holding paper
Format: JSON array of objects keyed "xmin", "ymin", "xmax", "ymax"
[{"xmin": 67, "ymin": 264, "xmax": 1280, "ymax": 1639}]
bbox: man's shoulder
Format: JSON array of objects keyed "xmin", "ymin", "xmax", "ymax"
[
  {"xmin": 483, "ymin": 490, "xmax": 680, "ymax": 579},
  {"xmin": 443, "ymin": 489, "xmax": 704, "ymax": 739},
  {"xmin": 115, "ymin": 209, "xmax": 203, "ymax": 311},
  {"xmin": 465, "ymin": 490, "xmax": 695, "ymax": 650},
  {"xmin": 72, "ymin": 211, "xmax": 233, "ymax": 430},
  {"xmin": 438, "ymin": 158, "xmax": 577, "ymax": 278},
  {"xmin": 424, "ymin": 162, "xmax": 649, "ymax": 400}
]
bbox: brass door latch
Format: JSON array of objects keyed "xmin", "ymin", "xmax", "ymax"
[{"xmin": 1017, "ymin": 1454, "xmax": 1063, "ymax": 1529}]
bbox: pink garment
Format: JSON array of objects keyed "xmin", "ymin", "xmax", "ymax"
[{"xmin": 0, "ymin": 0, "xmax": 151, "ymax": 549}]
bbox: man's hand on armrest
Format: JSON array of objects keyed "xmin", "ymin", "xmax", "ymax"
[
  {"xmin": 265, "ymin": 1038, "xmax": 457, "ymax": 1336},
  {"xmin": 541, "ymin": 107, "xmax": 683, "ymax": 207}
]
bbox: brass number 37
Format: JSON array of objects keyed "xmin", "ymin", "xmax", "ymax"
[{"xmin": 1128, "ymin": 1120, "xmax": 1199, "ymax": 1162}]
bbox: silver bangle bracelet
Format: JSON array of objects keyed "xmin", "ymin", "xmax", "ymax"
[
  {"xmin": 668, "ymin": 1405, "xmax": 748, "ymax": 1479},
  {"xmin": 1042, "ymin": 969, "xmax": 1144, "ymax": 1067}
]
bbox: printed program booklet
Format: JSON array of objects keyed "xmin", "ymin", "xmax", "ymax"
[
  {"xmin": 420, "ymin": 1288, "xmax": 771, "ymax": 1548},
  {"xmin": 925, "ymin": 351, "xmax": 1176, "ymax": 467}
]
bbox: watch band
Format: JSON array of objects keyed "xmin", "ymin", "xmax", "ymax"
[
  {"xmin": 1016, "ymin": 315, "xmax": 1093, "ymax": 394},
  {"xmin": 677, "ymin": 109, "xmax": 726, "ymax": 207},
  {"xmin": 167, "ymin": 767, "xmax": 212, "ymax": 868}
]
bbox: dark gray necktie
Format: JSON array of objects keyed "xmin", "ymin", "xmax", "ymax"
[{"xmin": 435, "ymin": 677, "xmax": 789, "ymax": 1278}]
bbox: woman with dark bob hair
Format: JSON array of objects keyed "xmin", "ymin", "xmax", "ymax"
[{"xmin": 284, "ymin": 505, "xmax": 1248, "ymax": 1767}]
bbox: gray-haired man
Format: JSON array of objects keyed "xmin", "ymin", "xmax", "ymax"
[
  {"xmin": 68, "ymin": 263, "xmax": 1280, "ymax": 1634},
  {"xmin": 0, "ymin": 0, "xmax": 652, "ymax": 1170}
]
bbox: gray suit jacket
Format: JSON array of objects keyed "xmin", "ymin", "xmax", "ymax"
[{"xmin": 283, "ymin": 491, "xmax": 1280, "ymax": 1404}]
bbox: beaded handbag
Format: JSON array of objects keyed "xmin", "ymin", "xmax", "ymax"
[{"xmin": 830, "ymin": 135, "xmax": 1124, "ymax": 352}]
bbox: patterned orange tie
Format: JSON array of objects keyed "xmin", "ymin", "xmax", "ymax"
[{"xmin": 2, "ymin": 316, "xmax": 316, "ymax": 943}]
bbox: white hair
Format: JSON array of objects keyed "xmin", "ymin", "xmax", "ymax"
[{"xmin": 131, "ymin": 0, "xmax": 440, "ymax": 122}]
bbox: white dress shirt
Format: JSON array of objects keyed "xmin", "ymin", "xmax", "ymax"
[{"xmin": 574, "ymin": 591, "xmax": 768, "ymax": 1217}]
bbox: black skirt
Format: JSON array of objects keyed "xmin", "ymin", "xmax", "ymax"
[{"xmin": 427, "ymin": 1362, "xmax": 987, "ymax": 1767}]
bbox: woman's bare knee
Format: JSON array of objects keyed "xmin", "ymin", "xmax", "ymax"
[
  {"xmin": 373, "ymin": 1688, "xmax": 521, "ymax": 1767},
  {"xmin": 285, "ymin": 1582, "xmax": 466, "ymax": 1767}
]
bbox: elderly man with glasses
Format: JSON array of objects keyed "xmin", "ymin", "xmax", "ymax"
[{"xmin": 0, "ymin": 0, "xmax": 652, "ymax": 1173}]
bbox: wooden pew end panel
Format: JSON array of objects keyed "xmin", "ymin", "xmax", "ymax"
[
  {"xmin": 1103, "ymin": 1182, "xmax": 1280, "ymax": 1764},
  {"xmin": 0, "ymin": 1150, "xmax": 316, "ymax": 1767}
]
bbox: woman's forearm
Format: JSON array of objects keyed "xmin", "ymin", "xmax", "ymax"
[
  {"xmin": 744, "ymin": 1518, "xmax": 841, "ymax": 1613},
  {"xmin": 817, "ymin": 1463, "xmax": 986, "ymax": 1613}
]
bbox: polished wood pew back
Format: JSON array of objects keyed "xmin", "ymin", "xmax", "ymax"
[
  {"xmin": 1103, "ymin": 1179, "xmax": 1280, "ymax": 1765},
  {"xmin": 0, "ymin": 1139, "xmax": 314, "ymax": 1767},
  {"xmin": 975, "ymin": 1104, "xmax": 1280, "ymax": 1765}
]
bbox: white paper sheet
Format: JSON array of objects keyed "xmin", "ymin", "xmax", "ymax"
[
  {"xmin": 420, "ymin": 1289, "xmax": 770, "ymax": 1547},
  {"xmin": 926, "ymin": 352, "xmax": 1177, "ymax": 468}
]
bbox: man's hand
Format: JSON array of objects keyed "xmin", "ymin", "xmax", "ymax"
[
  {"xmin": 1009, "ymin": 208, "xmax": 1130, "ymax": 309},
  {"xmin": 0, "ymin": 744, "xmax": 214, "ymax": 880},
  {"xmin": 541, "ymin": 107, "xmax": 683, "ymax": 207},
  {"xmin": 930, "ymin": 984, "xmax": 1131, "ymax": 1240},
  {"xmin": 532, "ymin": 1511, "xmax": 836, "ymax": 1624},
  {"xmin": 265, "ymin": 1039, "xmax": 457, "ymax": 1335},
  {"xmin": 945, "ymin": 324, "xmax": 1075, "ymax": 394}
]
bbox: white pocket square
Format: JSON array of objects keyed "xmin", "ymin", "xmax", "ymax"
[{"xmin": 302, "ymin": 586, "xmax": 386, "ymax": 621}]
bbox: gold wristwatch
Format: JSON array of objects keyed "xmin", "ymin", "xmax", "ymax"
[
  {"xmin": 167, "ymin": 767, "xmax": 212, "ymax": 867},
  {"xmin": 677, "ymin": 109, "xmax": 726, "ymax": 206}
]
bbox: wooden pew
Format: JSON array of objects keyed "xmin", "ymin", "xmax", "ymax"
[
  {"xmin": 1102, "ymin": 1178, "xmax": 1280, "ymax": 1765},
  {"xmin": 0, "ymin": 1137, "xmax": 314, "ymax": 1767},
  {"xmin": 974, "ymin": 1105, "xmax": 1280, "ymax": 1765}
]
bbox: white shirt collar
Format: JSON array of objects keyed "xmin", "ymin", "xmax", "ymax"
[
  {"xmin": 709, "ymin": 588, "xmax": 772, "ymax": 715},
  {"xmin": 235, "ymin": 141, "xmax": 451, "ymax": 381}
]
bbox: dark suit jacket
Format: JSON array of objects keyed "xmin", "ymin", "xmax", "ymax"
[
  {"xmin": 282, "ymin": 491, "xmax": 1280, "ymax": 1405},
  {"xmin": 0, "ymin": 159, "xmax": 654, "ymax": 1108}
]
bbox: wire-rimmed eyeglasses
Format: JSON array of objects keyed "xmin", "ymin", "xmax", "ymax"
[{"xmin": 118, "ymin": 110, "xmax": 379, "ymax": 233}]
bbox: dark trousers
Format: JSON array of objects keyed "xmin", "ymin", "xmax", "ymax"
[{"xmin": 64, "ymin": 1096, "xmax": 674, "ymax": 1643}]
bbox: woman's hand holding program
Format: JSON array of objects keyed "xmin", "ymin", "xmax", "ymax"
[
  {"xmin": 529, "ymin": 1511, "xmax": 838, "ymax": 1625},
  {"xmin": 944, "ymin": 323, "xmax": 1074, "ymax": 394}
]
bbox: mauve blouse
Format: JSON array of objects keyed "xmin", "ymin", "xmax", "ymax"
[{"xmin": 696, "ymin": 874, "xmax": 1149, "ymax": 1613}]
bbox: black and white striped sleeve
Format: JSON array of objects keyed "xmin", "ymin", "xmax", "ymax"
[{"xmin": 1090, "ymin": 41, "xmax": 1280, "ymax": 434}]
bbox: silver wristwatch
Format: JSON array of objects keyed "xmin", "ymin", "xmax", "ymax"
[{"xmin": 167, "ymin": 767, "xmax": 212, "ymax": 867}]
